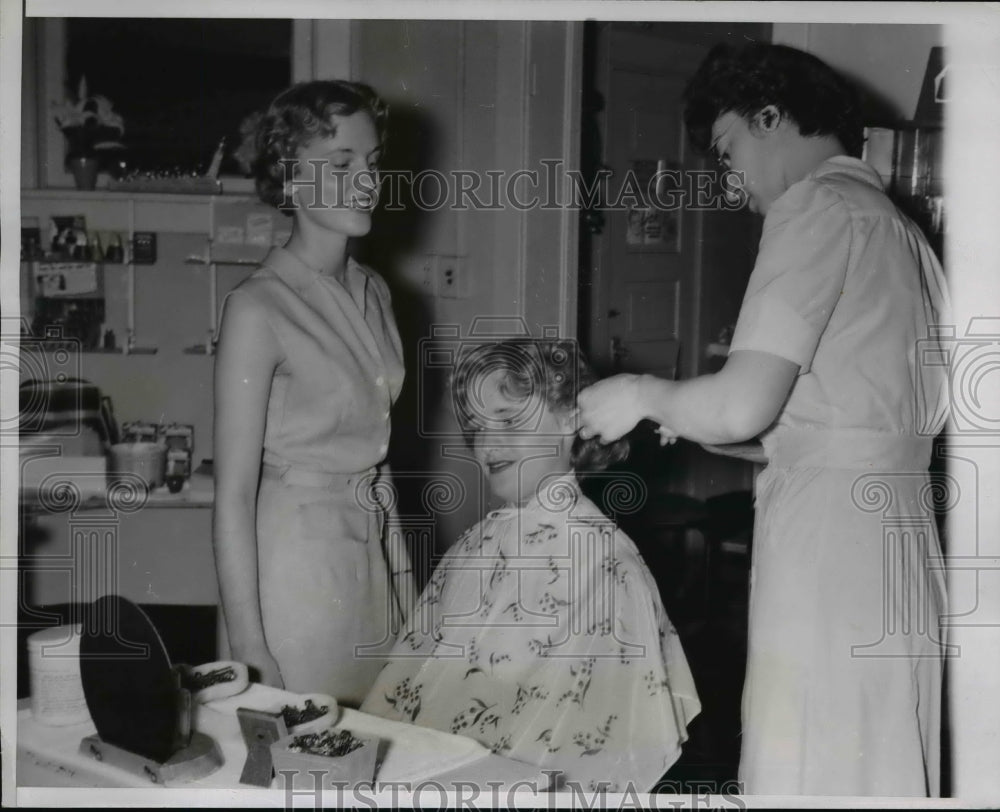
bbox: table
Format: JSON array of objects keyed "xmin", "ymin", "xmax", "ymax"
[
  {"xmin": 19, "ymin": 471, "xmax": 222, "ymax": 655},
  {"xmin": 16, "ymin": 686, "xmax": 553, "ymax": 797},
  {"xmin": 20, "ymin": 471, "xmax": 215, "ymax": 513}
]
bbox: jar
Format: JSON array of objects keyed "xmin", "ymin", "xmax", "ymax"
[{"xmin": 27, "ymin": 624, "xmax": 92, "ymax": 726}]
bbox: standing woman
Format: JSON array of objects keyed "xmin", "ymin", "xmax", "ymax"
[
  {"xmin": 213, "ymin": 81, "xmax": 415, "ymax": 705},
  {"xmin": 577, "ymin": 44, "xmax": 950, "ymax": 796}
]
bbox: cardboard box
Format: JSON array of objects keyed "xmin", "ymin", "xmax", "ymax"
[{"xmin": 270, "ymin": 729, "xmax": 378, "ymax": 790}]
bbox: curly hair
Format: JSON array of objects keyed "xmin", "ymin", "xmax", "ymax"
[
  {"xmin": 451, "ymin": 339, "xmax": 629, "ymax": 474},
  {"xmin": 683, "ymin": 43, "xmax": 863, "ymax": 158},
  {"xmin": 251, "ymin": 80, "xmax": 389, "ymax": 213}
]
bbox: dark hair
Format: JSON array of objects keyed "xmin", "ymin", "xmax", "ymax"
[
  {"xmin": 451, "ymin": 339, "xmax": 629, "ymax": 474},
  {"xmin": 683, "ymin": 43, "xmax": 863, "ymax": 158},
  {"xmin": 252, "ymin": 80, "xmax": 389, "ymax": 212}
]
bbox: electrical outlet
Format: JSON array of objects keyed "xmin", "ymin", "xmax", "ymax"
[
  {"xmin": 434, "ymin": 254, "xmax": 468, "ymax": 299},
  {"xmin": 402, "ymin": 254, "xmax": 469, "ymax": 299},
  {"xmin": 397, "ymin": 256, "xmax": 435, "ymax": 295}
]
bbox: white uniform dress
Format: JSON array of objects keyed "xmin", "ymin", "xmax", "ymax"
[
  {"xmin": 729, "ymin": 157, "xmax": 950, "ymax": 796},
  {"xmin": 361, "ymin": 475, "xmax": 701, "ymax": 793}
]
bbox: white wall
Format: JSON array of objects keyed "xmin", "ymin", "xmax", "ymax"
[
  {"xmin": 772, "ymin": 23, "xmax": 943, "ymax": 122},
  {"xmin": 20, "ymin": 20, "xmax": 582, "ymax": 609},
  {"xmin": 352, "ymin": 21, "xmax": 580, "ymax": 553}
]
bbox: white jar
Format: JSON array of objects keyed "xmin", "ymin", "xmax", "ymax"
[{"xmin": 27, "ymin": 624, "xmax": 92, "ymax": 726}]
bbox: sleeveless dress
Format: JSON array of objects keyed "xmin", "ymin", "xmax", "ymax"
[
  {"xmin": 220, "ymin": 246, "xmax": 414, "ymax": 706},
  {"xmin": 729, "ymin": 157, "xmax": 950, "ymax": 795},
  {"xmin": 361, "ymin": 475, "xmax": 701, "ymax": 792}
]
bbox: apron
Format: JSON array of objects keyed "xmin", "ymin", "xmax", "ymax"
[{"xmin": 739, "ymin": 428, "xmax": 946, "ymax": 796}]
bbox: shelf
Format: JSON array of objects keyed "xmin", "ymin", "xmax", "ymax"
[
  {"xmin": 21, "ymin": 476, "xmax": 214, "ymax": 512},
  {"xmin": 22, "ymin": 189, "xmax": 257, "ymax": 235},
  {"xmin": 184, "ymin": 256, "xmax": 262, "ymax": 267},
  {"xmin": 21, "ymin": 189, "xmax": 279, "ymax": 353},
  {"xmin": 19, "ymin": 342, "xmax": 91, "ymax": 353},
  {"xmin": 22, "ymin": 188, "xmax": 256, "ymax": 204},
  {"xmin": 107, "ymin": 178, "xmax": 222, "ymax": 195},
  {"xmin": 23, "ymin": 344, "xmax": 158, "ymax": 355}
]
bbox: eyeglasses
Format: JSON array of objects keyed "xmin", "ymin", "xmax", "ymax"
[{"xmin": 709, "ymin": 117, "xmax": 737, "ymax": 168}]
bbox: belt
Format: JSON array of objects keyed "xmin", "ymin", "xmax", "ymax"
[
  {"xmin": 763, "ymin": 428, "xmax": 933, "ymax": 472},
  {"xmin": 261, "ymin": 461, "xmax": 377, "ymax": 491}
]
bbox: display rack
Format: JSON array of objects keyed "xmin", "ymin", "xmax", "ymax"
[
  {"xmin": 862, "ymin": 122, "xmax": 945, "ymax": 259},
  {"xmin": 21, "ymin": 191, "xmax": 281, "ymax": 355}
]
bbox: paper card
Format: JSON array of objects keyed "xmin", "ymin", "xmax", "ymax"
[{"xmin": 34, "ymin": 263, "xmax": 99, "ymax": 297}]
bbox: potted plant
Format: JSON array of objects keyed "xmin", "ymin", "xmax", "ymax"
[{"xmin": 52, "ymin": 76, "xmax": 125, "ymax": 190}]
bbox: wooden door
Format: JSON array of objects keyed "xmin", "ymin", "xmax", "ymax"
[
  {"xmin": 586, "ymin": 30, "xmax": 710, "ymax": 381},
  {"xmin": 602, "ymin": 68, "xmax": 691, "ymax": 380},
  {"xmin": 583, "ymin": 24, "xmax": 763, "ymax": 499}
]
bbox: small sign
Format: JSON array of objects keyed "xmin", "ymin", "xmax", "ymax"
[
  {"xmin": 210, "ymin": 201, "xmax": 285, "ymax": 264},
  {"xmin": 34, "ymin": 262, "xmax": 100, "ymax": 297},
  {"xmin": 625, "ymin": 159, "xmax": 681, "ymax": 253}
]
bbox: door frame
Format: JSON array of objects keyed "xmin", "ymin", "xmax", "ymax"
[{"xmin": 520, "ymin": 20, "xmax": 584, "ymax": 339}]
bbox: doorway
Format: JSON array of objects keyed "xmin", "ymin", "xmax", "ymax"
[
  {"xmin": 578, "ymin": 20, "xmax": 768, "ymax": 501},
  {"xmin": 576, "ymin": 20, "xmax": 771, "ymax": 790}
]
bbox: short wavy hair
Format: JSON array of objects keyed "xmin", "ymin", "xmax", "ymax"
[
  {"xmin": 251, "ymin": 80, "xmax": 389, "ymax": 213},
  {"xmin": 683, "ymin": 43, "xmax": 863, "ymax": 158},
  {"xmin": 451, "ymin": 339, "xmax": 629, "ymax": 474}
]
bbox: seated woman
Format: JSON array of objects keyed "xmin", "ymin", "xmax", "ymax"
[{"xmin": 361, "ymin": 339, "xmax": 700, "ymax": 792}]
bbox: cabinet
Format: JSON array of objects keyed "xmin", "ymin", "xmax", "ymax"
[
  {"xmin": 20, "ymin": 190, "xmax": 290, "ymax": 355},
  {"xmin": 862, "ymin": 124, "xmax": 945, "ymax": 259}
]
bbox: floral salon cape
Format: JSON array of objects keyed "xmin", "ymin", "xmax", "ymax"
[{"xmin": 361, "ymin": 477, "xmax": 700, "ymax": 792}]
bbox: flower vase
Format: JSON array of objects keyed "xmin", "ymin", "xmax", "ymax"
[{"xmin": 67, "ymin": 156, "xmax": 100, "ymax": 191}]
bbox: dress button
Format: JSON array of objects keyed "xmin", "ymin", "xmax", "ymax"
[{"xmin": 375, "ymin": 376, "xmax": 385, "ymax": 386}]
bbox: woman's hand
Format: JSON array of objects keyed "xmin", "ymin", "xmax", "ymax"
[
  {"xmin": 580, "ymin": 352, "xmax": 800, "ymax": 447},
  {"xmin": 577, "ymin": 374, "xmax": 648, "ymax": 443},
  {"xmin": 656, "ymin": 425, "xmax": 679, "ymax": 446}
]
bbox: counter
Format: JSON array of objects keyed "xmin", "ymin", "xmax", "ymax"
[
  {"xmin": 20, "ymin": 472, "xmax": 214, "ymax": 513},
  {"xmin": 16, "ymin": 685, "xmax": 554, "ymax": 798}
]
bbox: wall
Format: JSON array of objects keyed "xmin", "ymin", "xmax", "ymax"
[
  {"xmin": 351, "ymin": 21, "xmax": 581, "ymax": 555},
  {"xmin": 772, "ymin": 23, "xmax": 943, "ymax": 122},
  {"xmin": 20, "ymin": 225, "xmax": 255, "ymax": 616},
  {"xmin": 20, "ymin": 21, "xmax": 581, "ymax": 612}
]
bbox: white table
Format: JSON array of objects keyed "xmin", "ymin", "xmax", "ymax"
[{"xmin": 16, "ymin": 686, "xmax": 553, "ymax": 796}]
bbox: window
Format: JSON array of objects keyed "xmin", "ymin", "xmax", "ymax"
[
  {"xmin": 65, "ymin": 18, "xmax": 293, "ymax": 178},
  {"xmin": 25, "ymin": 17, "xmax": 350, "ymax": 190}
]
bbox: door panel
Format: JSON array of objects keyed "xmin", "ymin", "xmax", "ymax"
[
  {"xmin": 601, "ymin": 67, "xmax": 696, "ymax": 382},
  {"xmin": 621, "ymin": 279, "xmax": 680, "ymax": 378},
  {"xmin": 584, "ymin": 24, "xmax": 762, "ymax": 499}
]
